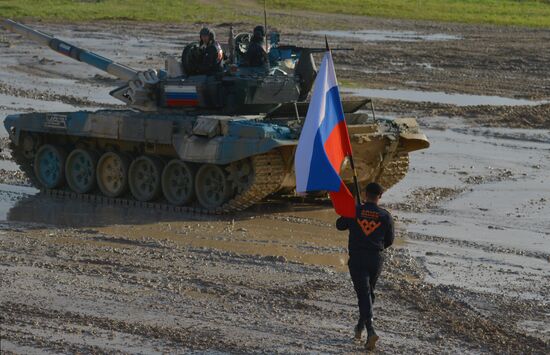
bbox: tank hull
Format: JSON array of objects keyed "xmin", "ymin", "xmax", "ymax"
[{"xmin": 5, "ymin": 110, "xmax": 428, "ymax": 213}]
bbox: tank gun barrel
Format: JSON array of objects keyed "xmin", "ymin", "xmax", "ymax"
[{"xmin": 1, "ymin": 19, "xmax": 138, "ymax": 81}]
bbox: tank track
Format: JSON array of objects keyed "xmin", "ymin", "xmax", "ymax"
[
  {"xmin": 10, "ymin": 143, "xmax": 285, "ymax": 215},
  {"xmin": 375, "ymin": 154, "xmax": 410, "ymax": 191},
  {"xmin": 216, "ymin": 150, "xmax": 285, "ymax": 214},
  {"xmin": 9, "ymin": 142, "xmax": 40, "ymax": 187}
]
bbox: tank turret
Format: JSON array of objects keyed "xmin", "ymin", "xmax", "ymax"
[
  {"xmin": 2, "ymin": 19, "xmax": 307, "ymax": 113},
  {"xmin": 1, "ymin": 19, "xmax": 354, "ymax": 115}
]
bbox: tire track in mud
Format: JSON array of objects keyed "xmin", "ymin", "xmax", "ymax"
[
  {"xmin": 371, "ymin": 100, "xmax": 550, "ymax": 130},
  {"xmin": 407, "ymin": 232, "xmax": 550, "ymax": 261},
  {"xmin": 0, "ymin": 229, "xmax": 357, "ymax": 353},
  {"xmin": 1, "ymin": 329, "xmax": 114, "ymax": 355},
  {"xmin": 381, "ymin": 248, "xmax": 550, "ymax": 354},
  {"xmin": 384, "ymin": 278, "xmax": 549, "ymax": 354},
  {"xmin": 1, "ymin": 224, "xmax": 548, "ymax": 353},
  {"xmin": 1, "ymin": 302, "xmax": 251, "ymax": 353},
  {"xmin": 0, "ymin": 82, "xmax": 122, "ymax": 108}
]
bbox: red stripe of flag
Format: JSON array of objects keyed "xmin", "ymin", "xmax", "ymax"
[
  {"xmin": 167, "ymin": 99, "xmax": 199, "ymax": 106},
  {"xmin": 323, "ymin": 120, "xmax": 352, "ymax": 174}
]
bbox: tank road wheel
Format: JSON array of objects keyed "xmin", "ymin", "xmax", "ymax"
[
  {"xmin": 161, "ymin": 160, "xmax": 195, "ymax": 206},
  {"xmin": 33, "ymin": 144, "xmax": 66, "ymax": 189},
  {"xmin": 96, "ymin": 152, "xmax": 130, "ymax": 198},
  {"xmin": 128, "ymin": 155, "xmax": 163, "ymax": 202},
  {"xmin": 226, "ymin": 159, "xmax": 253, "ymax": 193},
  {"xmin": 195, "ymin": 164, "xmax": 232, "ymax": 209},
  {"xmin": 21, "ymin": 133, "xmax": 41, "ymax": 159},
  {"xmin": 65, "ymin": 149, "xmax": 98, "ymax": 194}
]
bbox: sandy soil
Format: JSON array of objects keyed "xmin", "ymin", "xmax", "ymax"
[{"xmin": 0, "ymin": 18, "xmax": 549, "ymax": 354}]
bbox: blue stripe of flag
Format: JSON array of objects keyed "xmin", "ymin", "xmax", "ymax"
[
  {"xmin": 304, "ymin": 86, "xmax": 346, "ymax": 192},
  {"xmin": 317, "ymin": 86, "xmax": 345, "ymax": 144},
  {"xmin": 166, "ymin": 92, "xmax": 198, "ymax": 99},
  {"xmin": 305, "ymin": 132, "xmax": 343, "ymax": 191}
]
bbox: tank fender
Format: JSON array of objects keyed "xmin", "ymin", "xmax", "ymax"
[
  {"xmin": 192, "ymin": 116, "xmax": 222, "ymax": 137},
  {"xmin": 173, "ymin": 135, "xmax": 296, "ymax": 165},
  {"xmin": 399, "ymin": 131, "xmax": 430, "ymax": 153},
  {"xmin": 4, "ymin": 114, "xmax": 21, "ymax": 144},
  {"xmin": 175, "ymin": 118, "xmax": 296, "ymax": 164},
  {"xmin": 393, "ymin": 117, "xmax": 430, "ymax": 153}
]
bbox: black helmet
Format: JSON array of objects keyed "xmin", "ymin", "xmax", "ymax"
[
  {"xmin": 199, "ymin": 27, "xmax": 215, "ymax": 41},
  {"xmin": 365, "ymin": 182, "xmax": 384, "ymax": 196},
  {"xmin": 253, "ymin": 25, "xmax": 265, "ymax": 38}
]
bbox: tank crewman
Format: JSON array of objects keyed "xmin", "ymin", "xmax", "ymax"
[
  {"xmin": 242, "ymin": 25, "xmax": 268, "ymax": 67},
  {"xmin": 197, "ymin": 27, "xmax": 223, "ymax": 75},
  {"xmin": 336, "ymin": 182, "xmax": 394, "ymax": 351}
]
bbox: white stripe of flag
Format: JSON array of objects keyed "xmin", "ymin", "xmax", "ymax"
[{"xmin": 165, "ymin": 85, "xmax": 197, "ymax": 93}]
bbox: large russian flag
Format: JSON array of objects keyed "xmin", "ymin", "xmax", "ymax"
[{"xmin": 295, "ymin": 51, "xmax": 356, "ymax": 218}]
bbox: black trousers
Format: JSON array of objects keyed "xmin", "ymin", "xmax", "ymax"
[{"xmin": 348, "ymin": 251, "xmax": 384, "ymax": 329}]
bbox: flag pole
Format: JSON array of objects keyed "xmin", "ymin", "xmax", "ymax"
[
  {"xmin": 348, "ymin": 150, "xmax": 362, "ymax": 206},
  {"xmin": 325, "ymin": 35, "xmax": 362, "ymax": 206}
]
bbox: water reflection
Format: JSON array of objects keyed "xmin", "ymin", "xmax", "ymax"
[
  {"xmin": 346, "ymin": 87, "xmax": 549, "ymax": 106},
  {"xmin": 311, "ymin": 29, "xmax": 462, "ymax": 42},
  {"xmin": 2, "ymin": 185, "xmax": 333, "ymax": 228}
]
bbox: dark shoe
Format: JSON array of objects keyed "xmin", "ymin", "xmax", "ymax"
[
  {"xmin": 365, "ymin": 327, "xmax": 378, "ymax": 351},
  {"xmin": 354, "ymin": 324, "xmax": 364, "ymax": 340}
]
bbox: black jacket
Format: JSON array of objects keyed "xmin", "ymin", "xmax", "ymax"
[
  {"xmin": 336, "ymin": 202, "xmax": 394, "ymax": 255},
  {"xmin": 198, "ymin": 40, "xmax": 223, "ymax": 75},
  {"xmin": 243, "ymin": 39, "xmax": 267, "ymax": 67}
]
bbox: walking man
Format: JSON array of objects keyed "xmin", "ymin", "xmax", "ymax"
[{"xmin": 336, "ymin": 182, "xmax": 394, "ymax": 350}]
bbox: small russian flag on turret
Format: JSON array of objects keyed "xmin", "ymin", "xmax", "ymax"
[
  {"xmin": 295, "ymin": 51, "xmax": 356, "ymax": 217},
  {"xmin": 165, "ymin": 85, "xmax": 199, "ymax": 107}
]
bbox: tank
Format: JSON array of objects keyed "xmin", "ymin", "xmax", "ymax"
[{"xmin": 2, "ymin": 19, "xmax": 429, "ymax": 213}]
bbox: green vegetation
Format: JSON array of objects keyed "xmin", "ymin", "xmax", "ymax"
[
  {"xmin": 0, "ymin": 0, "xmax": 252, "ymax": 23},
  {"xmin": 0, "ymin": 0, "xmax": 549, "ymax": 28},
  {"xmin": 269, "ymin": 0, "xmax": 550, "ymax": 28}
]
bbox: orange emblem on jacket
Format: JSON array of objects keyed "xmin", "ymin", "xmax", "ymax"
[{"xmin": 357, "ymin": 219, "xmax": 381, "ymax": 237}]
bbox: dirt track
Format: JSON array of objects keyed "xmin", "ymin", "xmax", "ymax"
[
  {"xmin": 1, "ymin": 16, "xmax": 549, "ymax": 354},
  {"xmin": 1, "ymin": 220, "xmax": 547, "ymax": 354}
]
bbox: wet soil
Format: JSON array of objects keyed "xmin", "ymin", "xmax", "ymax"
[
  {"xmin": 1, "ymin": 118, "xmax": 548, "ymax": 353},
  {"xmin": 1, "ymin": 17, "xmax": 549, "ymax": 354}
]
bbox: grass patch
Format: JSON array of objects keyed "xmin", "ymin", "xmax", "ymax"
[
  {"xmin": 0, "ymin": 0, "xmax": 549, "ymax": 28},
  {"xmin": 0, "ymin": 0, "xmax": 253, "ymax": 23},
  {"xmin": 268, "ymin": 0, "xmax": 550, "ymax": 28},
  {"xmin": 338, "ymin": 79, "xmax": 363, "ymax": 89}
]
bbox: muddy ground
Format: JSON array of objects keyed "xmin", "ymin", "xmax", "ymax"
[{"xmin": 0, "ymin": 16, "xmax": 549, "ymax": 354}]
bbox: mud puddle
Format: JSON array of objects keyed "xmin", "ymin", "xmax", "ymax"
[
  {"xmin": 0, "ymin": 176, "xmax": 349, "ymax": 269},
  {"xmin": 1, "ymin": 193, "xmax": 190, "ymax": 227},
  {"xmin": 0, "ymin": 183, "xmax": 37, "ymax": 220},
  {"xmin": 311, "ymin": 29, "xmax": 461, "ymax": 42},
  {"xmin": 0, "ymin": 159, "xmax": 20, "ymax": 170},
  {"xmin": 346, "ymin": 87, "xmax": 550, "ymax": 106},
  {"xmin": 451, "ymin": 126, "xmax": 550, "ymax": 144}
]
